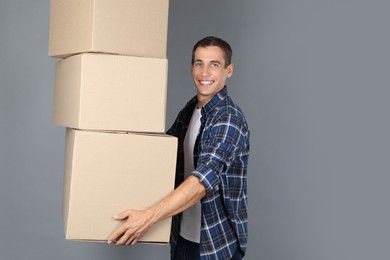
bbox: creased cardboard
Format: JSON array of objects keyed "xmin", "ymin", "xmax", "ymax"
[
  {"xmin": 52, "ymin": 53, "xmax": 168, "ymax": 133},
  {"xmin": 48, "ymin": 0, "xmax": 169, "ymax": 58},
  {"xmin": 63, "ymin": 129, "xmax": 177, "ymax": 243}
]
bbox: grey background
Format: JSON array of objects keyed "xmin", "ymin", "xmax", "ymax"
[{"xmin": 1, "ymin": 0, "xmax": 389, "ymax": 259}]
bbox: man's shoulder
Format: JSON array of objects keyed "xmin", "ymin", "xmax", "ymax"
[
  {"xmin": 215, "ymin": 95, "xmax": 246, "ymax": 120},
  {"xmin": 207, "ymin": 96, "xmax": 249, "ymax": 134},
  {"xmin": 176, "ymin": 96, "xmax": 198, "ymax": 117}
]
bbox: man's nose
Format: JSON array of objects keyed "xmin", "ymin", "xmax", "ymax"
[{"xmin": 201, "ymin": 65, "xmax": 211, "ymax": 75}]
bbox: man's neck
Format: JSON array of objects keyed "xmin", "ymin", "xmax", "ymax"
[{"xmin": 196, "ymin": 96, "xmax": 211, "ymax": 109}]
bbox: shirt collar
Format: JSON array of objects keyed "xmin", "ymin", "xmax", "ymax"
[{"xmin": 201, "ymin": 86, "xmax": 228, "ymax": 116}]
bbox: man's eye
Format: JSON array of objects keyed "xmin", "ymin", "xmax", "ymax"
[
  {"xmin": 211, "ymin": 63, "xmax": 219, "ymax": 68},
  {"xmin": 195, "ymin": 63, "xmax": 202, "ymax": 67}
]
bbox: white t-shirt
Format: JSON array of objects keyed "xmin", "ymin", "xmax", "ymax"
[{"xmin": 180, "ymin": 107, "xmax": 202, "ymax": 243}]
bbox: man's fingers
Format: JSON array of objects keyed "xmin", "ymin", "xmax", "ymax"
[
  {"xmin": 117, "ymin": 230, "xmax": 131, "ymax": 245},
  {"xmin": 107, "ymin": 209, "xmax": 149, "ymax": 246},
  {"xmin": 125, "ymin": 235, "xmax": 137, "ymax": 246},
  {"xmin": 128, "ymin": 238, "xmax": 137, "ymax": 246},
  {"xmin": 113, "ymin": 210, "xmax": 130, "ymax": 220},
  {"xmin": 107, "ymin": 211, "xmax": 132, "ymax": 243},
  {"xmin": 107, "ymin": 225, "xmax": 127, "ymax": 244},
  {"xmin": 117, "ymin": 229, "xmax": 137, "ymax": 246},
  {"xmin": 108, "ymin": 210, "xmax": 133, "ymax": 243}
]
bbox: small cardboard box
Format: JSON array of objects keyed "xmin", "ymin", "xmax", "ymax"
[
  {"xmin": 63, "ymin": 129, "xmax": 177, "ymax": 242},
  {"xmin": 48, "ymin": 0, "xmax": 169, "ymax": 58},
  {"xmin": 52, "ymin": 53, "xmax": 168, "ymax": 133}
]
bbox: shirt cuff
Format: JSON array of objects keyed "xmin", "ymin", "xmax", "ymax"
[{"xmin": 192, "ymin": 164, "xmax": 220, "ymax": 193}]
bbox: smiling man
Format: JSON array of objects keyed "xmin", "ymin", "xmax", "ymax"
[
  {"xmin": 108, "ymin": 36, "xmax": 250, "ymax": 260},
  {"xmin": 191, "ymin": 44, "xmax": 233, "ymax": 107}
]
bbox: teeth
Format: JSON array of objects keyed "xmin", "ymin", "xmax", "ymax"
[{"xmin": 200, "ymin": 80, "xmax": 213, "ymax": 85}]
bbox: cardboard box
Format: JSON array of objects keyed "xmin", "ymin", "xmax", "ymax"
[
  {"xmin": 63, "ymin": 129, "xmax": 177, "ymax": 242},
  {"xmin": 48, "ymin": 0, "xmax": 169, "ymax": 58},
  {"xmin": 52, "ymin": 53, "xmax": 168, "ymax": 133}
]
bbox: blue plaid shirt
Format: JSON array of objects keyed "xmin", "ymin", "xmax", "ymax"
[{"xmin": 167, "ymin": 86, "xmax": 250, "ymax": 259}]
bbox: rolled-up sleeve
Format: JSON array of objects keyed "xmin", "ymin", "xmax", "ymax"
[{"xmin": 192, "ymin": 113, "xmax": 247, "ymax": 193}]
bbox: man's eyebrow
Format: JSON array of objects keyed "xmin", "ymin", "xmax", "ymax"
[{"xmin": 194, "ymin": 59, "xmax": 222, "ymax": 64}]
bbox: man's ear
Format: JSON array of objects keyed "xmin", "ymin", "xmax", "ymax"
[{"xmin": 227, "ymin": 63, "xmax": 234, "ymax": 78}]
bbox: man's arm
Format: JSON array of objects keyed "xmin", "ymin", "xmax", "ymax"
[{"xmin": 107, "ymin": 175, "xmax": 205, "ymax": 246}]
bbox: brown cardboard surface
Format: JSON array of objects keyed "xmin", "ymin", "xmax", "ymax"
[
  {"xmin": 52, "ymin": 53, "xmax": 168, "ymax": 133},
  {"xmin": 48, "ymin": 0, "xmax": 169, "ymax": 58},
  {"xmin": 63, "ymin": 129, "xmax": 177, "ymax": 243}
]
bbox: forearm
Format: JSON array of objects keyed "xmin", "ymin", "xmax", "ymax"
[{"xmin": 148, "ymin": 175, "xmax": 206, "ymax": 224}]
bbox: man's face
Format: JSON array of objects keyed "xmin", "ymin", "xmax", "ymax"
[{"xmin": 191, "ymin": 46, "xmax": 233, "ymax": 107}]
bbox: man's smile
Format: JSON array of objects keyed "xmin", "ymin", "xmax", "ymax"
[{"xmin": 198, "ymin": 80, "xmax": 214, "ymax": 86}]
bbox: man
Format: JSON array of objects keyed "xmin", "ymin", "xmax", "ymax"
[{"xmin": 108, "ymin": 36, "xmax": 250, "ymax": 260}]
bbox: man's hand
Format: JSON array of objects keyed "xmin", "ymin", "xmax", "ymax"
[
  {"xmin": 107, "ymin": 176, "xmax": 205, "ymax": 246},
  {"xmin": 107, "ymin": 209, "xmax": 155, "ymax": 246}
]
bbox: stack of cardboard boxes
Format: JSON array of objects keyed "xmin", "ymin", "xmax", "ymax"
[{"xmin": 48, "ymin": 0, "xmax": 176, "ymax": 244}]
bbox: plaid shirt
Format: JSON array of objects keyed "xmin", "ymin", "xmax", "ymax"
[{"xmin": 167, "ymin": 86, "xmax": 250, "ymax": 260}]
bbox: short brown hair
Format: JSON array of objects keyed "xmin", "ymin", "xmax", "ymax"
[{"xmin": 191, "ymin": 36, "xmax": 233, "ymax": 68}]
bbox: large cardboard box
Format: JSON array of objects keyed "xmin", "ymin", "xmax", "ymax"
[
  {"xmin": 63, "ymin": 129, "xmax": 177, "ymax": 242},
  {"xmin": 48, "ymin": 0, "xmax": 169, "ymax": 58},
  {"xmin": 52, "ymin": 53, "xmax": 168, "ymax": 133}
]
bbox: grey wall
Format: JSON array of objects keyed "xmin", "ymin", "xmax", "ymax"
[{"xmin": 1, "ymin": 0, "xmax": 389, "ymax": 259}]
